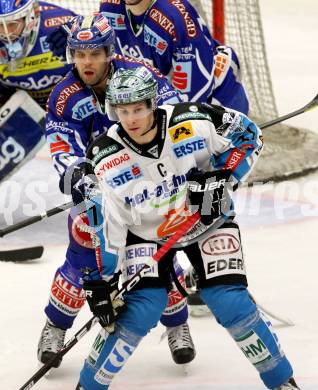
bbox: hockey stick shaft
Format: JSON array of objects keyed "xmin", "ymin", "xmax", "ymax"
[
  {"xmin": 19, "ymin": 316, "xmax": 99, "ymax": 390},
  {"xmin": 0, "ymin": 201, "xmax": 73, "ymax": 238},
  {"xmin": 18, "ymin": 212, "xmax": 201, "ymax": 390},
  {"xmin": 249, "ymin": 292, "xmax": 294, "ymax": 327},
  {"xmin": 260, "ymin": 93, "xmax": 318, "ymax": 129}
]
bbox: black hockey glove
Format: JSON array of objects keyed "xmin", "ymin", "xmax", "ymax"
[
  {"xmin": 46, "ymin": 22, "xmax": 71, "ymax": 61},
  {"xmin": 187, "ymin": 168, "xmax": 232, "ymax": 226},
  {"xmin": 59, "ymin": 162, "xmax": 97, "ymax": 206},
  {"xmin": 83, "ymin": 274, "xmax": 125, "ymax": 333}
]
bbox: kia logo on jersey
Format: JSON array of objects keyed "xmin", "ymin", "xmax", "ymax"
[{"xmin": 202, "ymin": 233, "xmax": 240, "ymax": 256}]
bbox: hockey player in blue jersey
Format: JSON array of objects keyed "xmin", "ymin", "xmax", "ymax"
[
  {"xmin": 0, "ymin": 0, "xmax": 75, "ymax": 181},
  {"xmin": 75, "ymin": 66, "xmax": 300, "ymax": 390},
  {"xmin": 46, "ymin": 0, "xmax": 250, "ymax": 317},
  {"xmin": 39, "ymin": 13, "xmax": 195, "ymax": 368},
  {"xmin": 99, "ymin": 0, "xmax": 248, "ymax": 112}
]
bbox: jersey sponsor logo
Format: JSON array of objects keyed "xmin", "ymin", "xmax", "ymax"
[
  {"xmin": 170, "ymin": 0, "xmax": 197, "ymax": 38},
  {"xmin": 0, "ymin": 52, "xmax": 64, "ymax": 78},
  {"xmin": 1, "ymin": 74, "xmax": 63, "ymax": 95},
  {"xmin": 92, "ymin": 144, "xmax": 120, "ymax": 164},
  {"xmin": 102, "ymin": 12, "xmax": 125, "ymax": 30},
  {"xmin": 172, "ymin": 61, "xmax": 192, "ymax": 92},
  {"xmin": 95, "ymin": 17, "xmax": 112, "ymax": 35},
  {"xmin": 125, "ymin": 174, "xmax": 186, "ymax": 207},
  {"xmin": 205, "ymin": 258, "xmax": 245, "ymax": 276},
  {"xmin": 173, "ymin": 111, "xmax": 210, "ymax": 123},
  {"xmin": 144, "ymin": 25, "xmax": 168, "ymax": 55},
  {"xmin": 51, "ymin": 272, "xmax": 86, "ymax": 310},
  {"xmin": 201, "ymin": 233, "xmax": 240, "ymax": 256},
  {"xmin": 215, "ymin": 47, "xmax": 230, "ymax": 80},
  {"xmin": 46, "ymin": 120, "xmax": 72, "ymax": 133},
  {"xmin": 174, "ymin": 44, "xmax": 195, "ymax": 60},
  {"xmin": 157, "ymin": 204, "xmax": 191, "ymax": 238},
  {"xmin": 235, "ymin": 330, "xmax": 272, "ymax": 366},
  {"xmin": 116, "ymin": 38, "xmax": 153, "ymax": 64},
  {"xmin": 0, "ymin": 137, "xmax": 25, "ymax": 171},
  {"xmin": 107, "ymin": 163, "xmax": 142, "ymax": 188},
  {"xmin": 96, "ymin": 153, "xmax": 130, "ymax": 177},
  {"xmin": 55, "ymin": 81, "xmax": 82, "ymax": 116},
  {"xmin": 44, "ymin": 15, "xmax": 75, "ymax": 28},
  {"xmin": 124, "ymin": 243, "xmax": 158, "ymax": 280},
  {"xmin": 49, "ymin": 134, "xmax": 71, "ymax": 155},
  {"xmin": 169, "ymin": 122, "xmax": 194, "ymax": 143},
  {"xmin": 40, "ymin": 36, "xmax": 50, "ymax": 52},
  {"xmin": 173, "ymin": 136, "xmax": 206, "ymax": 158},
  {"xmin": 71, "ymin": 95, "xmax": 96, "ymax": 120},
  {"xmin": 95, "ymin": 340, "xmax": 135, "ymax": 385},
  {"xmin": 149, "ymin": 8, "xmax": 176, "ymax": 40},
  {"xmin": 217, "ymin": 112, "xmax": 243, "ymax": 136},
  {"xmin": 223, "ymin": 148, "xmax": 245, "ymax": 170}
]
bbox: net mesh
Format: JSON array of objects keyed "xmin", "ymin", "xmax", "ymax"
[{"xmin": 47, "ymin": 0, "xmax": 318, "ymax": 182}]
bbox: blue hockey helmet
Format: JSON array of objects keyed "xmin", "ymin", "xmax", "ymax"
[
  {"xmin": 66, "ymin": 13, "xmax": 115, "ymax": 64},
  {"xmin": 0, "ymin": 0, "xmax": 40, "ymax": 64}
]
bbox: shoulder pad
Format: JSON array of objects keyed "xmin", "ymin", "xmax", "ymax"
[
  {"xmin": 169, "ymin": 102, "xmax": 212, "ymax": 126},
  {"xmin": 87, "ymin": 134, "xmax": 125, "ymax": 166}
]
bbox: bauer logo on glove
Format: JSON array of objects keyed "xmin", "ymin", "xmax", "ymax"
[{"xmin": 187, "ymin": 168, "xmax": 232, "ymax": 226}]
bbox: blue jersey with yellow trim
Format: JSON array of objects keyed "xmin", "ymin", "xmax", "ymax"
[
  {"xmin": 0, "ymin": 1, "xmax": 75, "ymax": 108},
  {"xmin": 45, "ymin": 54, "xmax": 181, "ymax": 185},
  {"xmin": 100, "ymin": 0, "xmax": 248, "ymax": 113}
]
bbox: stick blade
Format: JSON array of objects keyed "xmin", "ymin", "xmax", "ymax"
[{"xmin": 0, "ymin": 246, "xmax": 44, "ymax": 262}]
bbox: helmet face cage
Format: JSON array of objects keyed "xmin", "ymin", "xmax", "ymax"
[
  {"xmin": 0, "ymin": 0, "xmax": 40, "ymax": 64},
  {"xmin": 66, "ymin": 13, "xmax": 115, "ymax": 65}
]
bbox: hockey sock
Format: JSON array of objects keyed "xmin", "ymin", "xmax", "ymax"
[{"xmin": 200, "ymin": 285, "xmax": 293, "ymax": 389}]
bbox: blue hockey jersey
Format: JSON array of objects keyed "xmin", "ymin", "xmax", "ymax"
[
  {"xmin": 0, "ymin": 1, "xmax": 75, "ymax": 108},
  {"xmin": 100, "ymin": 0, "xmax": 248, "ymax": 113}
]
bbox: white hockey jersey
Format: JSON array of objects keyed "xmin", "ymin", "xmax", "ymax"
[{"xmin": 87, "ymin": 102, "xmax": 263, "ymax": 278}]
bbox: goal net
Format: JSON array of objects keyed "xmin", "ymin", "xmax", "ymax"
[{"xmin": 48, "ymin": 0, "xmax": 318, "ymax": 182}]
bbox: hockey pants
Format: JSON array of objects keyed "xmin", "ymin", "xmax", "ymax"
[{"xmin": 44, "ymin": 213, "xmax": 188, "ymax": 329}]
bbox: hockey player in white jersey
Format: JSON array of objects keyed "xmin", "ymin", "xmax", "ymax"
[{"xmin": 74, "ymin": 67, "xmax": 300, "ymax": 389}]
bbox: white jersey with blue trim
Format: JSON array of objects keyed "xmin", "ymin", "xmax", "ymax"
[
  {"xmin": 100, "ymin": 0, "xmax": 249, "ymax": 113},
  {"xmin": 86, "ymin": 102, "xmax": 263, "ymax": 278}
]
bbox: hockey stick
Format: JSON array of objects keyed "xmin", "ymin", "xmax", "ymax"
[
  {"xmin": 0, "ymin": 246, "xmax": 44, "ymax": 262},
  {"xmin": 18, "ymin": 212, "xmax": 201, "ymax": 390},
  {"xmin": 249, "ymin": 293, "xmax": 294, "ymax": 326},
  {"xmin": 4, "ymin": 93, "xmax": 318, "ymax": 241},
  {"xmin": 0, "ymin": 201, "xmax": 73, "ymax": 238},
  {"xmin": 260, "ymin": 93, "xmax": 318, "ymax": 129}
]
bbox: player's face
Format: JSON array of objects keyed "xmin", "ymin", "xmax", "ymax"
[
  {"xmin": 0, "ymin": 18, "xmax": 25, "ymax": 43},
  {"xmin": 74, "ymin": 48, "xmax": 110, "ymax": 86},
  {"xmin": 115, "ymin": 102, "xmax": 156, "ymax": 145}
]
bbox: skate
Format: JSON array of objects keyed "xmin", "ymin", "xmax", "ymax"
[
  {"xmin": 274, "ymin": 377, "xmax": 300, "ymax": 389},
  {"xmin": 185, "ymin": 267, "xmax": 211, "ymax": 317},
  {"xmin": 37, "ymin": 319, "xmax": 66, "ymax": 368},
  {"xmin": 167, "ymin": 322, "xmax": 196, "ymax": 364}
]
